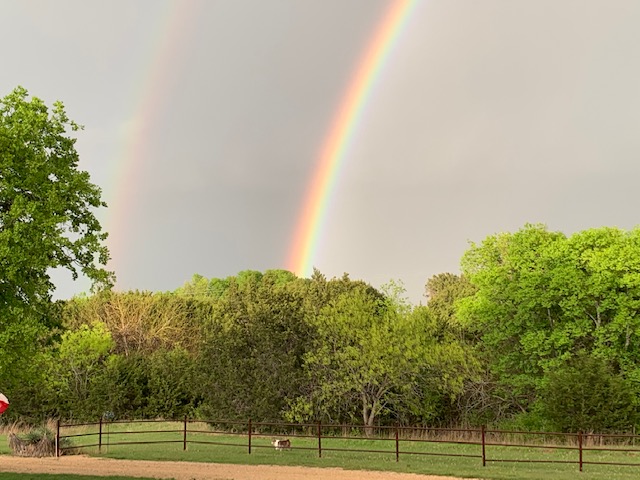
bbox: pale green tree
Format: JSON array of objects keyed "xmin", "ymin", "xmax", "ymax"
[
  {"xmin": 45, "ymin": 322, "xmax": 114, "ymax": 418},
  {"xmin": 291, "ymin": 284, "xmax": 470, "ymax": 429}
]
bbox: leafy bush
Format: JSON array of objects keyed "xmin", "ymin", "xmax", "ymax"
[{"xmin": 540, "ymin": 354, "xmax": 638, "ymax": 433}]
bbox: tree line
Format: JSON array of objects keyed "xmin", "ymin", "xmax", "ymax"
[
  {"xmin": 7, "ymin": 224, "xmax": 640, "ymax": 435},
  {"xmin": 2, "ymin": 87, "xmax": 640, "ymax": 433},
  {"xmin": 4, "ymin": 270, "xmax": 471, "ymax": 428}
]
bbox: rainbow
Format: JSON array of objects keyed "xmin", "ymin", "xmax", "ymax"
[
  {"xmin": 106, "ymin": 1, "xmax": 199, "ymax": 276},
  {"xmin": 286, "ymin": 0, "xmax": 419, "ymax": 277}
]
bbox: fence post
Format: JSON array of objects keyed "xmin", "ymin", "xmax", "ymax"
[
  {"xmin": 248, "ymin": 418, "xmax": 252, "ymax": 454},
  {"xmin": 481, "ymin": 425, "xmax": 486, "ymax": 467},
  {"xmin": 395, "ymin": 424, "xmax": 400, "ymax": 462},
  {"xmin": 578, "ymin": 431, "xmax": 583, "ymax": 472},
  {"xmin": 317, "ymin": 421, "xmax": 322, "ymax": 458},
  {"xmin": 56, "ymin": 419, "xmax": 60, "ymax": 458},
  {"xmin": 183, "ymin": 416, "xmax": 188, "ymax": 451},
  {"xmin": 99, "ymin": 417, "xmax": 103, "ymax": 453}
]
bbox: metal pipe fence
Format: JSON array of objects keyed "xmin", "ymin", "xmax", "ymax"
[{"xmin": 56, "ymin": 418, "xmax": 640, "ymax": 472}]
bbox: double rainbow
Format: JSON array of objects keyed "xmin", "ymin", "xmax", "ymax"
[{"xmin": 108, "ymin": 1, "xmax": 418, "ymax": 281}]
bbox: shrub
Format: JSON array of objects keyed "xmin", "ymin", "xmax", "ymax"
[{"xmin": 540, "ymin": 354, "xmax": 637, "ymax": 433}]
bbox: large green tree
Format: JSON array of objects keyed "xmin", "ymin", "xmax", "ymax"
[
  {"xmin": 0, "ymin": 87, "xmax": 112, "ymax": 402},
  {"xmin": 197, "ymin": 270, "xmax": 310, "ymax": 422},
  {"xmin": 43, "ymin": 322, "xmax": 114, "ymax": 419},
  {"xmin": 291, "ymin": 283, "xmax": 470, "ymax": 429},
  {"xmin": 459, "ymin": 224, "xmax": 640, "ymax": 430}
]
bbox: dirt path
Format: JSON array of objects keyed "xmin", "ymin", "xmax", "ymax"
[{"xmin": 0, "ymin": 456, "xmax": 477, "ymax": 480}]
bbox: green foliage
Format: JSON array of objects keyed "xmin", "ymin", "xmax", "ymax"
[
  {"xmin": 21, "ymin": 425, "xmax": 55, "ymax": 445},
  {"xmin": 425, "ymin": 273, "xmax": 477, "ymax": 331},
  {"xmin": 291, "ymin": 285, "xmax": 387, "ymax": 425},
  {"xmin": 175, "ymin": 270, "xmax": 296, "ymax": 300},
  {"xmin": 292, "ymin": 281, "xmax": 472, "ymax": 428},
  {"xmin": 175, "ymin": 273, "xmax": 229, "ymax": 299},
  {"xmin": 62, "ymin": 291, "xmax": 209, "ymax": 355},
  {"xmin": 540, "ymin": 354, "xmax": 637, "ymax": 433},
  {"xmin": 197, "ymin": 271, "xmax": 310, "ymax": 422},
  {"xmin": 11, "ymin": 226, "xmax": 640, "ymax": 434},
  {"xmin": 144, "ymin": 348, "xmax": 200, "ymax": 418},
  {"xmin": 0, "ymin": 86, "xmax": 112, "ymax": 310},
  {"xmin": 459, "ymin": 223, "xmax": 640, "ymax": 428},
  {"xmin": 0, "ymin": 87, "xmax": 112, "ymax": 411},
  {"xmin": 96, "ymin": 353, "xmax": 151, "ymax": 418},
  {"xmin": 44, "ymin": 322, "xmax": 114, "ymax": 419}
]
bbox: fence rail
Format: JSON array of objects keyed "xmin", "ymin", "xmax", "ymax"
[{"xmin": 56, "ymin": 418, "xmax": 640, "ymax": 472}]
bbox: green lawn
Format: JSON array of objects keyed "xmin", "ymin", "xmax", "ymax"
[
  {"xmin": 4, "ymin": 422, "xmax": 640, "ymax": 480},
  {"xmin": 60, "ymin": 421, "xmax": 640, "ymax": 480}
]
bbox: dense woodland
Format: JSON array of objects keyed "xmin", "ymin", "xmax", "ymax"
[
  {"xmin": 3, "ymin": 88, "xmax": 640, "ymax": 434},
  {"xmin": 3, "ymin": 224, "xmax": 640, "ymax": 434}
]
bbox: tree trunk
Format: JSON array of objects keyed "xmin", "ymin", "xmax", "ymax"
[
  {"xmin": 362, "ymin": 395, "xmax": 374, "ymax": 436},
  {"xmin": 362, "ymin": 395, "xmax": 379, "ymax": 436}
]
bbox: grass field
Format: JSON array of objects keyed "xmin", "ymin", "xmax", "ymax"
[
  {"xmin": 54, "ymin": 421, "xmax": 640, "ymax": 480},
  {"xmin": 5, "ymin": 421, "xmax": 640, "ymax": 480}
]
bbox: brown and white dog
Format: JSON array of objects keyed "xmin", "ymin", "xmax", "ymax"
[{"xmin": 271, "ymin": 438, "xmax": 291, "ymax": 450}]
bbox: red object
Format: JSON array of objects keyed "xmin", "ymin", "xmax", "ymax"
[{"xmin": 0, "ymin": 393, "xmax": 9, "ymax": 414}]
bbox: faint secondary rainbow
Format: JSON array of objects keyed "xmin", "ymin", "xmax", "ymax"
[
  {"xmin": 106, "ymin": 1, "xmax": 198, "ymax": 278},
  {"xmin": 287, "ymin": 0, "xmax": 419, "ymax": 277}
]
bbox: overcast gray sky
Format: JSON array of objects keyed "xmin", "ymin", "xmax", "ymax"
[{"xmin": 4, "ymin": 0, "xmax": 640, "ymax": 304}]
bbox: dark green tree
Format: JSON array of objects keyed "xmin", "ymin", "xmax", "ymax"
[
  {"xmin": 197, "ymin": 271, "xmax": 311, "ymax": 421},
  {"xmin": 541, "ymin": 354, "xmax": 637, "ymax": 433}
]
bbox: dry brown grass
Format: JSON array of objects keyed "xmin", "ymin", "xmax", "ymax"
[{"xmin": 6, "ymin": 419, "xmax": 58, "ymax": 457}]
